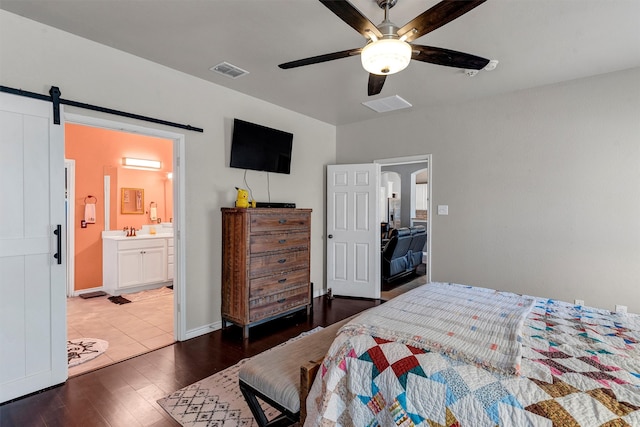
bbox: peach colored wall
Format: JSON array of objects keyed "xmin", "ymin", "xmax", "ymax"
[
  {"xmin": 117, "ymin": 168, "xmax": 173, "ymax": 229},
  {"xmin": 65, "ymin": 123, "xmax": 173, "ymax": 292}
]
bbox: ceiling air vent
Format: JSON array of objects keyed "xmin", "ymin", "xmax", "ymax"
[
  {"xmin": 362, "ymin": 95, "xmax": 412, "ymax": 113},
  {"xmin": 210, "ymin": 62, "xmax": 249, "ymax": 79}
]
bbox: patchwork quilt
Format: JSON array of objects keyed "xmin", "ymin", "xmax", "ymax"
[{"xmin": 304, "ymin": 284, "xmax": 640, "ymax": 426}]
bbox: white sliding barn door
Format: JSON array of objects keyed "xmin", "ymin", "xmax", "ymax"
[
  {"xmin": 0, "ymin": 92, "xmax": 67, "ymax": 402},
  {"xmin": 326, "ymin": 163, "xmax": 380, "ymax": 299}
]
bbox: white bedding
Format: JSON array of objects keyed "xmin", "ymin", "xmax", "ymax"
[{"xmin": 340, "ymin": 282, "xmax": 535, "ymax": 375}]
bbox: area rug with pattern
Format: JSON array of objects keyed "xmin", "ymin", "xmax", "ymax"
[
  {"xmin": 157, "ymin": 327, "xmax": 322, "ymax": 426},
  {"xmin": 67, "ymin": 338, "xmax": 108, "ymax": 367}
]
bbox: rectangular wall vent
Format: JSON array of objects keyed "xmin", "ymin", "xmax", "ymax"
[
  {"xmin": 210, "ymin": 62, "xmax": 249, "ymax": 79},
  {"xmin": 362, "ymin": 95, "xmax": 412, "ymax": 113}
]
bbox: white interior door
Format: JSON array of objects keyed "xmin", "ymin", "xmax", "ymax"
[
  {"xmin": 326, "ymin": 163, "xmax": 380, "ymax": 299},
  {"xmin": 0, "ymin": 92, "xmax": 67, "ymax": 403}
]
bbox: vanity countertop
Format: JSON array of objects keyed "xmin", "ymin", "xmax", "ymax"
[{"xmin": 102, "ymin": 233, "xmax": 173, "ymax": 241}]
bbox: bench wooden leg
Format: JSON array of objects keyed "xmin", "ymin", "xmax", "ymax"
[{"xmin": 300, "ymin": 359, "xmax": 323, "ymax": 425}]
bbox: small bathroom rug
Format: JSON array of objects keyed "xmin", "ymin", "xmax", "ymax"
[{"xmin": 67, "ymin": 338, "xmax": 108, "ymax": 367}]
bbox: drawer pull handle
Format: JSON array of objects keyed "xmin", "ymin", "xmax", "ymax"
[
  {"xmin": 279, "ymin": 219, "xmax": 287, "ymax": 224},
  {"xmin": 278, "ymin": 258, "xmax": 287, "ymax": 264},
  {"xmin": 277, "ymin": 298, "xmax": 286, "ymax": 303},
  {"xmin": 278, "ymin": 278, "xmax": 287, "ymax": 283},
  {"xmin": 279, "ymin": 239, "xmax": 287, "ymax": 244}
]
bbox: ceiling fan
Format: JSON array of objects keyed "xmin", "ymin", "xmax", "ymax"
[{"xmin": 278, "ymin": 0, "xmax": 491, "ymax": 96}]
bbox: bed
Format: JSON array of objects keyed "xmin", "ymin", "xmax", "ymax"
[{"xmin": 304, "ymin": 282, "xmax": 640, "ymax": 426}]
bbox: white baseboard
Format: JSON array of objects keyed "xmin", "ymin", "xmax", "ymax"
[{"xmin": 184, "ymin": 321, "xmax": 222, "ymax": 340}]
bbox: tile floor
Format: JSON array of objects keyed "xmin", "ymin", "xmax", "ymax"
[{"xmin": 67, "ymin": 286, "xmax": 175, "ymax": 377}]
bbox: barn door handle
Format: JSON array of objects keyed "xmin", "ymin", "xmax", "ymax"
[{"xmin": 53, "ymin": 224, "xmax": 62, "ymax": 265}]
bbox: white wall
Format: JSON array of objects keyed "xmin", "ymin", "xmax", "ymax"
[
  {"xmin": 0, "ymin": 11, "xmax": 336, "ymax": 336},
  {"xmin": 338, "ymin": 68, "xmax": 640, "ymax": 314}
]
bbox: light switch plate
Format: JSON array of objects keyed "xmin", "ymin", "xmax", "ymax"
[{"xmin": 437, "ymin": 205, "xmax": 449, "ymax": 215}]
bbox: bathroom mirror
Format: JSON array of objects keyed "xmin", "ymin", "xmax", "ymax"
[{"xmin": 121, "ymin": 188, "xmax": 144, "ymax": 214}]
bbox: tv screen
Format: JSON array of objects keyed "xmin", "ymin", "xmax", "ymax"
[{"xmin": 230, "ymin": 119, "xmax": 293, "ymax": 174}]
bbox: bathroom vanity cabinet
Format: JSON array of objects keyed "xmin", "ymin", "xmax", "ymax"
[
  {"xmin": 103, "ymin": 235, "xmax": 171, "ymax": 295},
  {"xmin": 221, "ymin": 207, "xmax": 312, "ymax": 339},
  {"xmin": 167, "ymin": 238, "xmax": 175, "ymax": 281}
]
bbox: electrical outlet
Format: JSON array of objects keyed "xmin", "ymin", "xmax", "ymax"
[
  {"xmin": 615, "ymin": 305, "xmax": 628, "ymax": 314},
  {"xmin": 574, "ymin": 299, "xmax": 584, "ymax": 306}
]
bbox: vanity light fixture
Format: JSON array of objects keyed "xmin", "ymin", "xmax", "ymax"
[{"xmin": 122, "ymin": 157, "xmax": 161, "ymax": 169}]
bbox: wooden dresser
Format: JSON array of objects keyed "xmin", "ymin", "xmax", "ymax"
[{"xmin": 221, "ymin": 207, "xmax": 312, "ymax": 339}]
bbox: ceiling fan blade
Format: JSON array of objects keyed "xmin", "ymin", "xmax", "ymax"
[
  {"xmin": 368, "ymin": 74, "xmax": 387, "ymax": 96},
  {"xmin": 399, "ymin": 0, "xmax": 487, "ymax": 43},
  {"xmin": 279, "ymin": 48, "xmax": 362, "ymax": 69},
  {"xmin": 412, "ymin": 45, "xmax": 490, "ymax": 70},
  {"xmin": 319, "ymin": 0, "xmax": 383, "ymax": 40}
]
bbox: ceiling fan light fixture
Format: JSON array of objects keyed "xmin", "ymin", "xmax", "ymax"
[{"xmin": 361, "ymin": 39, "xmax": 412, "ymax": 75}]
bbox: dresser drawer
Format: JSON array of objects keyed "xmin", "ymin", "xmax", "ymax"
[
  {"xmin": 249, "ymin": 287, "xmax": 309, "ymax": 322},
  {"xmin": 249, "ymin": 269, "xmax": 309, "ymax": 298},
  {"xmin": 250, "ymin": 231, "xmax": 309, "ymax": 254},
  {"xmin": 249, "ymin": 249, "xmax": 309, "ymax": 278},
  {"xmin": 250, "ymin": 213, "xmax": 310, "ymax": 233}
]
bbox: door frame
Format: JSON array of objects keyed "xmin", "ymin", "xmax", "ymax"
[
  {"xmin": 64, "ymin": 112, "xmax": 187, "ymax": 341},
  {"xmin": 374, "ymin": 154, "xmax": 432, "ymax": 283},
  {"xmin": 65, "ymin": 159, "xmax": 76, "ymax": 297}
]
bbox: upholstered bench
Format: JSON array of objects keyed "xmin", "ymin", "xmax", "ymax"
[{"xmin": 238, "ymin": 317, "xmax": 352, "ymax": 427}]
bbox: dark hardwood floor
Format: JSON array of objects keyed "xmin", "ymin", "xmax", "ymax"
[{"xmin": 0, "ymin": 296, "xmax": 380, "ymax": 427}]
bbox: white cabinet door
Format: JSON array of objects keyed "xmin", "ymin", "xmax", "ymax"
[
  {"xmin": 0, "ymin": 92, "xmax": 66, "ymax": 403},
  {"xmin": 115, "ymin": 241, "xmax": 167, "ymax": 289},
  {"xmin": 415, "ymin": 183, "xmax": 428, "ymax": 210},
  {"xmin": 167, "ymin": 239, "xmax": 174, "ymax": 280},
  {"xmin": 118, "ymin": 249, "xmax": 144, "ymax": 288},
  {"xmin": 114, "ymin": 239, "xmax": 167, "ymax": 289},
  {"xmin": 142, "ymin": 246, "xmax": 167, "ymax": 283}
]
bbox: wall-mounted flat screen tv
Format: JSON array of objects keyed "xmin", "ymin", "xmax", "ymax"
[{"xmin": 230, "ymin": 118, "xmax": 293, "ymax": 174}]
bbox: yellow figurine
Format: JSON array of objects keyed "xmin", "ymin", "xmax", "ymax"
[{"xmin": 235, "ymin": 187, "xmax": 255, "ymax": 208}]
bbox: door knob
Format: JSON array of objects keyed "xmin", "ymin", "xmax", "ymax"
[{"xmin": 328, "ymin": 234, "xmax": 333, "ymax": 239}]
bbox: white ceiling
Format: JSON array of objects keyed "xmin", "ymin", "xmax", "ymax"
[{"xmin": 2, "ymin": 0, "xmax": 639, "ymax": 126}]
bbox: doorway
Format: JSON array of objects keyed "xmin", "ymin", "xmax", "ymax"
[
  {"xmin": 63, "ymin": 113, "xmax": 185, "ymax": 375},
  {"xmin": 376, "ymin": 155, "xmax": 432, "ymax": 286},
  {"xmin": 325, "ymin": 155, "xmax": 432, "ymax": 300}
]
